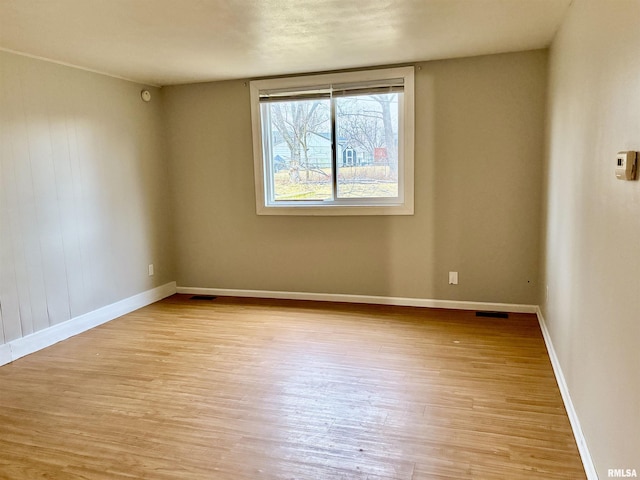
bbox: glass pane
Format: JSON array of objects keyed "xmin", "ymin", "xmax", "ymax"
[
  {"xmin": 263, "ymin": 99, "xmax": 332, "ymax": 201},
  {"xmin": 335, "ymin": 93, "xmax": 399, "ymax": 198}
]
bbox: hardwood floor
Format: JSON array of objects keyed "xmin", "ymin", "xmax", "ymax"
[{"xmin": 0, "ymin": 295, "xmax": 586, "ymax": 479}]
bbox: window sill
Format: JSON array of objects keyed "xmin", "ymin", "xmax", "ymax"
[{"xmin": 256, "ymin": 203, "xmax": 414, "ymax": 216}]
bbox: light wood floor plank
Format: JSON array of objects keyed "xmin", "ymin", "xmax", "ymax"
[{"xmin": 0, "ymin": 295, "xmax": 585, "ymax": 479}]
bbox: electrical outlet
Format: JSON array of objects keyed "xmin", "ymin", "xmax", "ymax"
[
  {"xmin": 148, "ymin": 264, "xmax": 154, "ymax": 276},
  {"xmin": 449, "ymin": 272, "xmax": 458, "ymax": 285}
]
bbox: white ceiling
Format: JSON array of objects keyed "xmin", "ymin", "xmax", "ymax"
[{"xmin": 0, "ymin": 0, "xmax": 572, "ymax": 86}]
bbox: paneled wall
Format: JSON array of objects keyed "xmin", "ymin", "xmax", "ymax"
[{"xmin": 0, "ymin": 51, "xmax": 175, "ymax": 345}]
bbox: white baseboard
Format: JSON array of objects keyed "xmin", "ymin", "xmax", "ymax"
[
  {"xmin": 0, "ymin": 281, "xmax": 176, "ymax": 366},
  {"xmin": 0, "ymin": 344, "xmax": 11, "ymax": 366},
  {"xmin": 176, "ymin": 286, "xmax": 538, "ymax": 314},
  {"xmin": 536, "ymin": 307, "xmax": 598, "ymax": 480}
]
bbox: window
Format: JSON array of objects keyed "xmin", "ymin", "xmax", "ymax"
[{"xmin": 250, "ymin": 67, "xmax": 414, "ymax": 215}]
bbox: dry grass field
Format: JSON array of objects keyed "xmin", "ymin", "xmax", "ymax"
[{"xmin": 273, "ymin": 166, "xmax": 398, "ymax": 200}]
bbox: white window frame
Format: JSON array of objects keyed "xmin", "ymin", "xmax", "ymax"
[{"xmin": 250, "ymin": 66, "xmax": 414, "ymax": 216}]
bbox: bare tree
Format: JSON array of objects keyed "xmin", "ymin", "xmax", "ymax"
[
  {"xmin": 268, "ymin": 94, "xmax": 397, "ymax": 184},
  {"xmin": 372, "ymin": 94, "xmax": 398, "ymax": 176},
  {"xmin": 270, "ymin": 100, "xmax": 329, "ymax": 183},
  {"xmin": 336, "ymin": 100, "xmax": 384, "ymax": 162},
  {"xmin": 336, "ymin": 94, "xmax": 398, "ymax": 177}
]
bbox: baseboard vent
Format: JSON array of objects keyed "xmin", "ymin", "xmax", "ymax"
[
  {"xmin": 190, "ymin": 295, "xmax": 218, "ymax": 301},
  {"xmin": 476, "ymin": 311, "xmax": 509, "ymax": 319}
]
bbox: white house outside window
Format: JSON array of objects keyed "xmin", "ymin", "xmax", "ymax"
[{"xmin": 250, "ymin": 67, "xmax": 415, "ymax": 215}]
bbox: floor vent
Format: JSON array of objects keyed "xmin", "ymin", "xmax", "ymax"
[
  {"xmin": 475, "ymin": 311, "xmax": 509, "ymax": 319},
  {"xmin": 190, "ymin": 295, "xmax": 218, "ymax": 301}
]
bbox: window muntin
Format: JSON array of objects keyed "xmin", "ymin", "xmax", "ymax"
[{"xmin": 250, "ymin": 67, "xmax": 414, "ymax": 215}]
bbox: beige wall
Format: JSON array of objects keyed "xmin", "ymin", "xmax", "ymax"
[
  {"xmin": 165, "ymin": 50, "xmax": 547, "ymax": 304},
  {"xmin": 541, "ymin": 0, "xmax": 640, "ymax": 475},
  {"xmin": 0, "ymin": 51, "xmax": 175, "ymax": 345}
]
